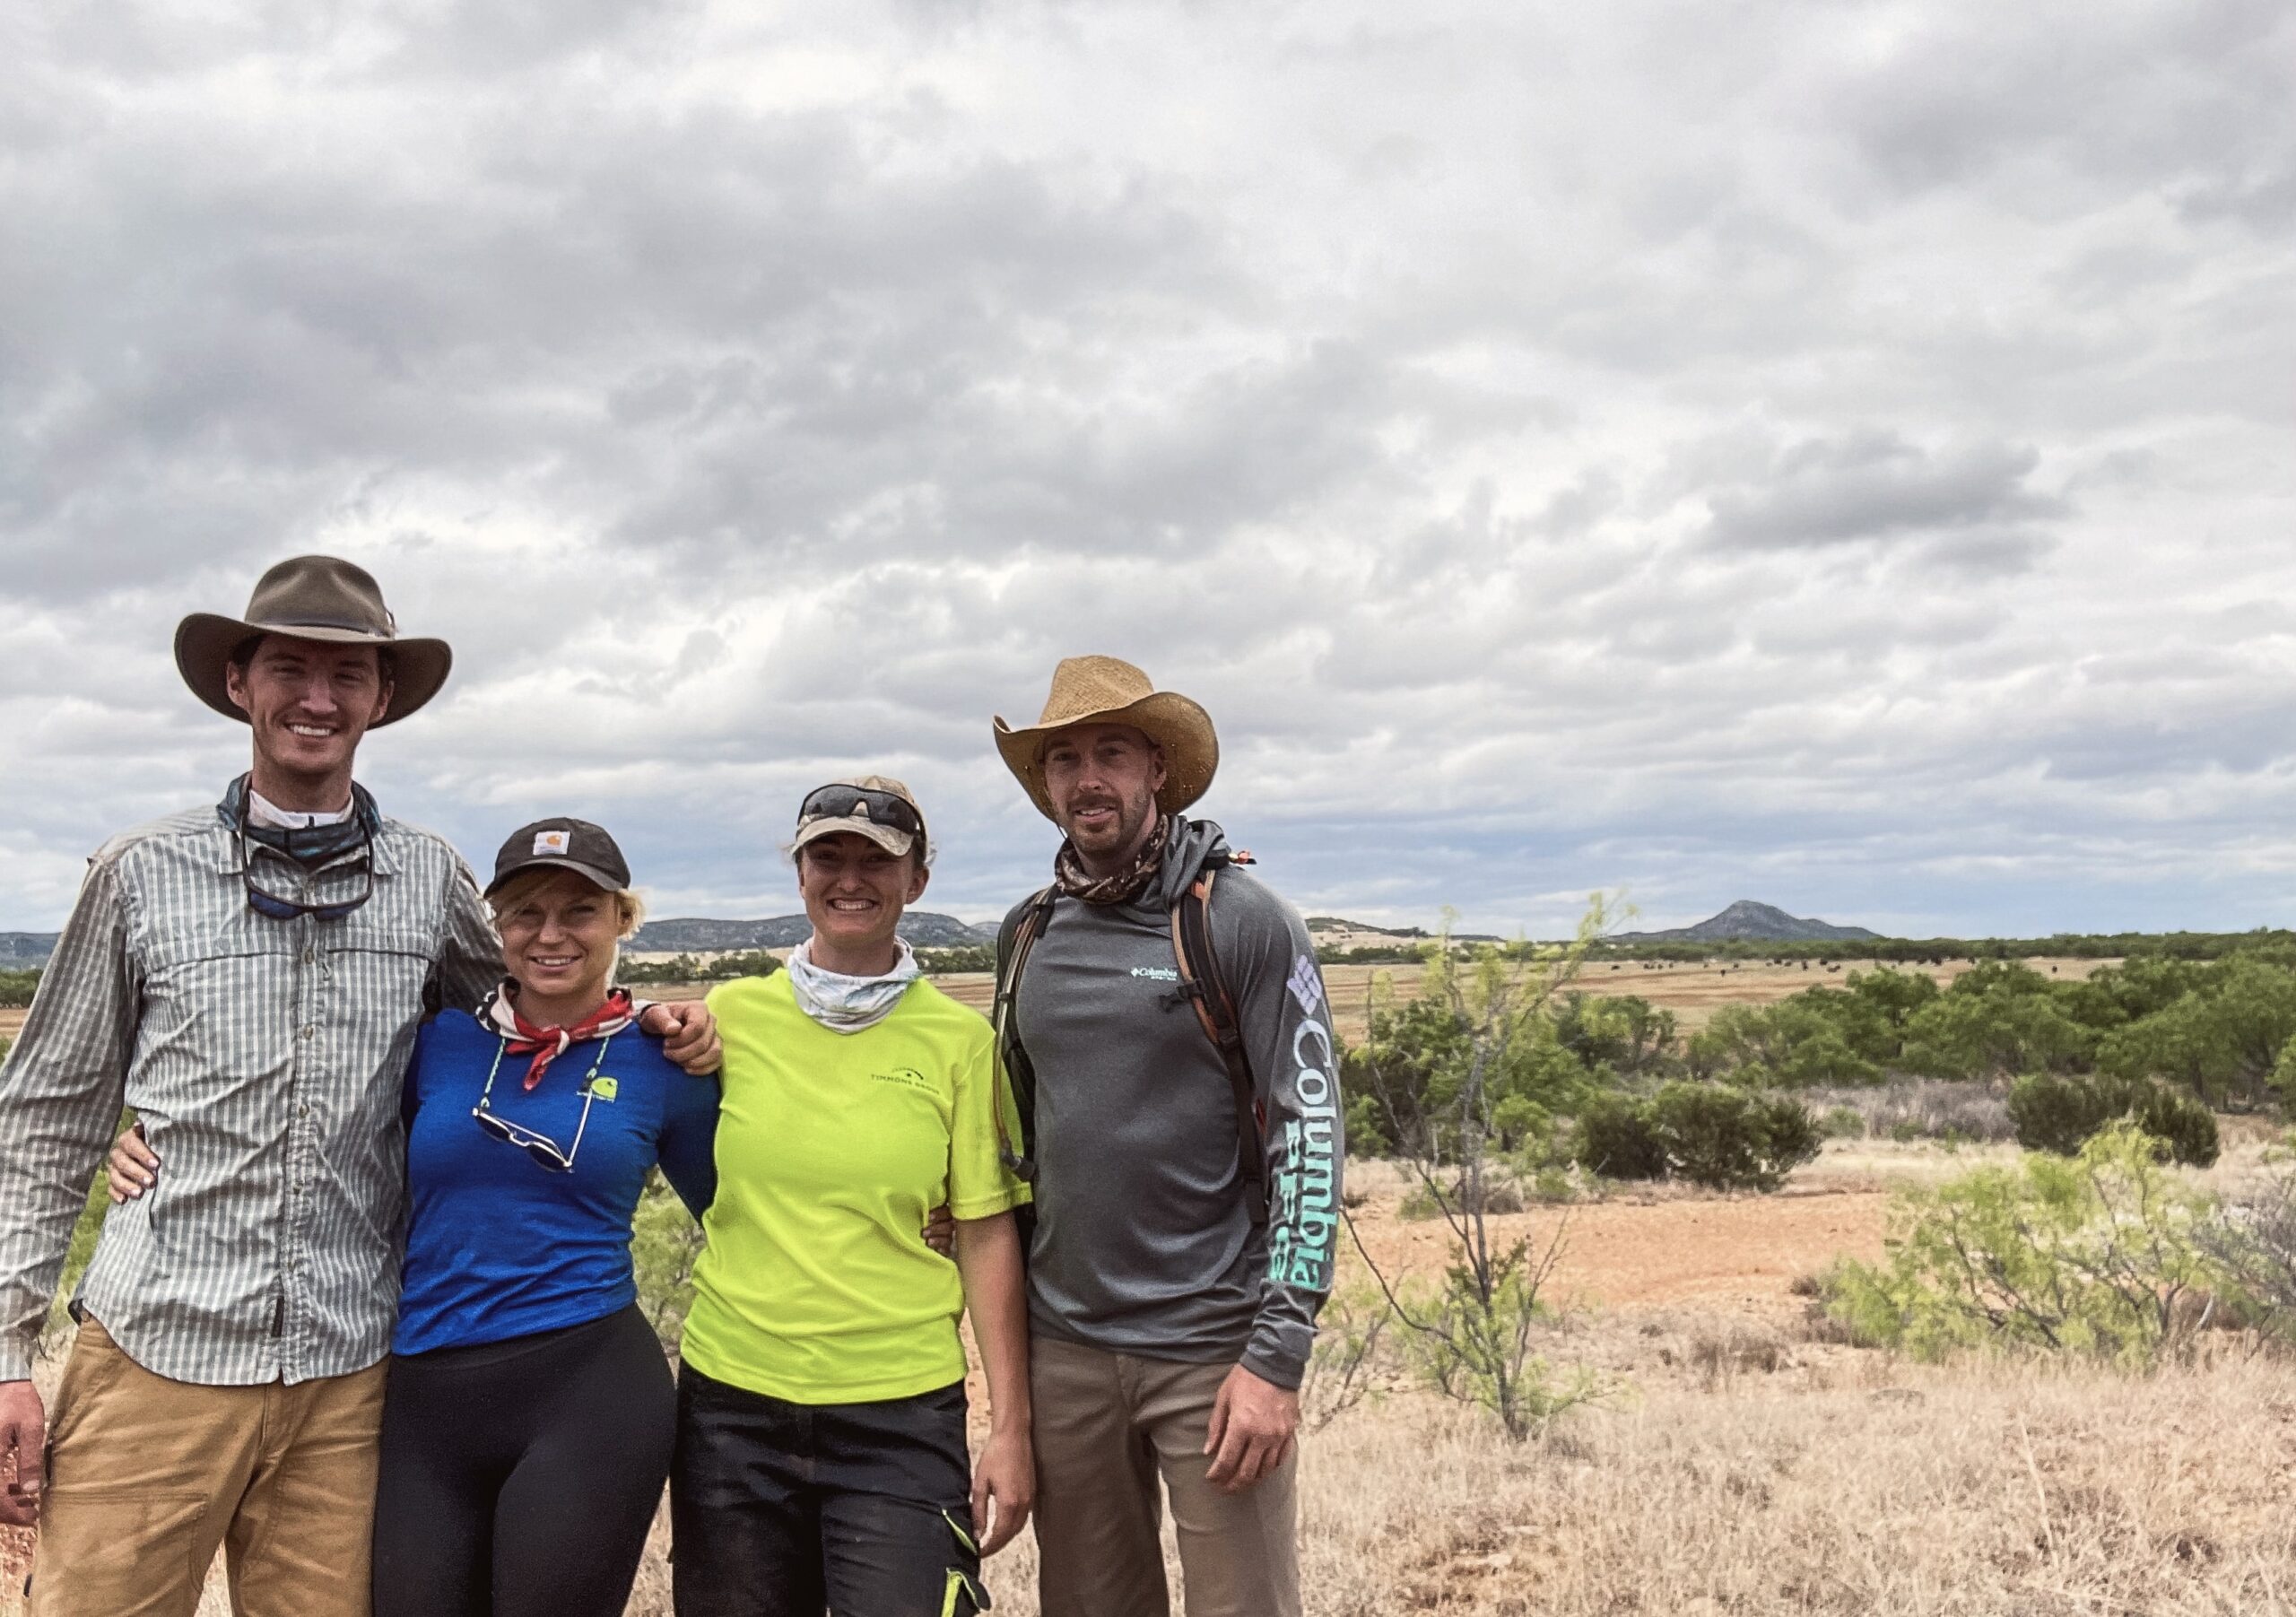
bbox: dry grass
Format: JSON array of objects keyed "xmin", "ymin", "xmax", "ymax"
[{"xmin": 12, "ymin": 1143, "xmax": 2296, "ymax": 1616}]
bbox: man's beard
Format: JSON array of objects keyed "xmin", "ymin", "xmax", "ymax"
[{"xmin": 1067, "ymin": 787, "xmax": 1155, "ymax": 856}]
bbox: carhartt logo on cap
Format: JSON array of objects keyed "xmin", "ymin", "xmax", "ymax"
[{"xmin": 534, "ymin": 830, "xmax": 571, "ymax": 856}]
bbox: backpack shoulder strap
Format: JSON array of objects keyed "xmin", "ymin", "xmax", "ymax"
[
  {"xmin": 991, "ymin": 884, "xmax": 1058, "ymax": 1183},
  {"xmin": 1170, "ymin": 866, "xmax": 1269, "ymax": 1225}
]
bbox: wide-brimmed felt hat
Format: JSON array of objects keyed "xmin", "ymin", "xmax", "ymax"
[
  {"xmin": 994, "ymin": 656, "xmax": 1218, "ymax": 822},
  {"xmin": 175, "ymin": 555, "xmax": 452, "ymax": 726},
  {"xmin": 790, "ymin": 776, "xmax": 928, "ymax": 859}
]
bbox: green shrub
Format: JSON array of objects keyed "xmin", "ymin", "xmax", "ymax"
[
  {"xmin": 1570, "ymin": 1092, "xmax": 1667, "ymax": 1179},
  {"xmin": 0, "ymin": 969, "xmax": 38, "ymax": 1009},
  {"xmin": 630, "ymin": 1170, "xmax": 707, "ymax": 1350},
  {"xmin": 2008, "ymin": 1072, "xmax": 2219, "ymax": 1166},
  {"xmin": 1821, "ymin": 1105, "xmax": 1866, "ymax": 1140},
  {"xmin": 1647, "ymin": 1082, "xmax": 1822, "ymax": 1192},
  {"xmin": 918, "ymin": 944, "xmax": 998, "ymax": 973},
  {"xmin": 1346, "ymin": 995, "xmax": 1590, "ymax": 1164},
  {"xmin": 1571, "ymin": 1085, "xmax": 1820, "ymax": 1191},
  {"xmin": 1824, "ymin": 1123, "xmax": 2225, "ymax": 1363}
]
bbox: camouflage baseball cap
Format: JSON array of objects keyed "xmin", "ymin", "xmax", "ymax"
[{"xmin": 790, "ymin": 776, "xmax": 927, "ymax": 858}]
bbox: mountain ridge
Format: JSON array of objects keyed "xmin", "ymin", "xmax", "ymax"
[{"xmin": 629, "ymin": 912, "xmax": 997, "ymax": 952}]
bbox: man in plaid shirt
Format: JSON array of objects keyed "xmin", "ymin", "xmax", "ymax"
[{"xmin": 0, "ymin": 557, "xmax": 717, "ymax": 1617}]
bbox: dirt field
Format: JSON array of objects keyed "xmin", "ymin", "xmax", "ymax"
[{"xmin": 0, "ymin": 1010, "xmax": 23, "ymax": 1042}]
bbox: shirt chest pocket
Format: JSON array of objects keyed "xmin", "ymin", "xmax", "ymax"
[{"xmin": 319, "ymin": 925, "xmax": 439, "ymax": 1039}]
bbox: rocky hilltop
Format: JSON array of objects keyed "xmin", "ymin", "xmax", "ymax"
[{"xmin": 1609, "ymin": 900, "xmax": 1881, "ymax": 944}]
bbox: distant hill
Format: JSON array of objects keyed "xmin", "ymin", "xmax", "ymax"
[
  {"xmin": 1609, "ymin": 900, "xmax": 1881, "ymax": 944},
  {"xmin": 1, "ymin": 934, "xmax": 57, "ymax": 969},
  {"xmin": 0, "ymin": 917, "xmax": 997, "ymax": 971},
  {"xmin": 630, "ymin": 913, "xmax": 996, "ymax": 952},
  {"xmin": 1307, "ymin": 915, "xmax": 1501, "ymax": 947}
]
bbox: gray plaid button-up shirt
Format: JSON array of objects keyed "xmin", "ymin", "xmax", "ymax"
[{"xmin": 0, "ymin": 795, "xmax": 500, "ymax": 1385}]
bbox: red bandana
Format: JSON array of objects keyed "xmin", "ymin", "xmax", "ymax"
[{"xmin": 485, "ymin": 982, "xmax": 637, "ymax": 1091}]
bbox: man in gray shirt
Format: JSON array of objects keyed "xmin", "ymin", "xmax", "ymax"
[
  {"xmin": 0, "ymin": 557, "xmax": 716, "ymax": 1616},
  {"xmin": 991, "ymin": 656, "xmax": 1342, "ymax": 1617}
]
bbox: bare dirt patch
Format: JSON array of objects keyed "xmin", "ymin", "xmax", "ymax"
[{"xmin": 1344, "ymin": 1176, "xmax": 1890, "ymax": 1317}]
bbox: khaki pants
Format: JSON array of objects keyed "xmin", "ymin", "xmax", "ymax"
[
  {"xmin": 30, "ymin": 1317, "xmax": 385, "ymax": 1617},
  {"xmin": 1030, "ymin": 1334, "xmax": 1300, "ymax": 1617}
]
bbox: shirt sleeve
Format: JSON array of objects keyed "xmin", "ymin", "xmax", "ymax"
[
  {"xmin": 656, "ymin": 1062, "xmax": 721, "ymax": 1221},
  {"xmin": 1222, "ymin": 878, "xmax": 1344, "ymax": 1391},
  {"xmin": 947, "ymin": 1026, "xmax": 1031, "ymax": 1221},
  {"xmin": 431, "ymin": 860, "xmax": 500, "ymax": 1016},
  {"xmin": 0, "ymin": 859, "xmax": 140, "ymax": 1381}
]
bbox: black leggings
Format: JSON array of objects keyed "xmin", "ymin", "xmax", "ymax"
[{"xmin": 372, "ymin": 1304, "xmax": 674, "ymax": 1617}]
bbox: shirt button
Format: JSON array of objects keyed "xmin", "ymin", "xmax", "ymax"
[
  {"xmin": 298, "ymin": 1105, "xmax": 310, "ymax": 1118},
  {"xmin": 301, "ymin": 948, "xmax": 315, "ymax": 964},
  {"xmin": 299, "ymin": 1026, "xmax": 315, "ymax": 1040}
]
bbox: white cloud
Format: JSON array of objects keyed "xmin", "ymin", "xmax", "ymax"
[{"xmin": 1, "ymin": 0, "xmax": 2290, "ymax": 940}]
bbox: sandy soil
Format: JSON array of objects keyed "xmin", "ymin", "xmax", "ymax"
[{"xmin": 1344, "ymin": 1177, "xmax": 1890, "ymax": 1317}]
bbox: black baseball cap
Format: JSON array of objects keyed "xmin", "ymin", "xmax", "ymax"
[{"xmin": 486, "ymin": 818, "xmax": 632, "ymax": 898}]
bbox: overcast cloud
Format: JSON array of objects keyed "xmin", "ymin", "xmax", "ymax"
[{"xmin": 2, "ymin": 0, "xmax": 2290, "ymax": 938}]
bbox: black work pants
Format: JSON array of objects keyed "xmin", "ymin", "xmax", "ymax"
[
  {"xmin": 669, "ymin": 1364, "xmax": 985, "ymax": 1616},
  {"xmin": 371, "ymin": 1304, "xmax": 675, "ymax": 1617}
]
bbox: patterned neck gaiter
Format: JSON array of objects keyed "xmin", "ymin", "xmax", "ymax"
[{"xmin": 1055, "ymin": 813, "xmax": 1170, "ymax": 907}]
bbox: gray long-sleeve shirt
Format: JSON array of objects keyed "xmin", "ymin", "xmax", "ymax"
[
  {"xmin": 1005, "ymin": 819, "xmax": 1343, "ymax": 1388},
  {"xmin": 0, "ymin": 798, "xmax": 500, "ymax": 1385}
]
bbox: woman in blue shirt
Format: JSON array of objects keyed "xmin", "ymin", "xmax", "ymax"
[{"xmin": 361, "ymin": 818, "xmax": 721, "ymax": 1617}]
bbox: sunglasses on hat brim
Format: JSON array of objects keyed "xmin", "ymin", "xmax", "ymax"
[{"xmin": 796, "ymin": 785, "xmax": 925, "ymax": 840}]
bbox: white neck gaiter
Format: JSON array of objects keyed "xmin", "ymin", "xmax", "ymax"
[
  {"xmin": 785, "ymin": 937, "xmax": 920, "ymax": 1034},
  {"xmin": 247, "ymin": 787, "xmax": 355, "ymax": 830}
]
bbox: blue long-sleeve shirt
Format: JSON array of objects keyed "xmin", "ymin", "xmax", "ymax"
[{"xmin": 393, "ymin": 1009, "xmax": 718, "ymax": 1356}]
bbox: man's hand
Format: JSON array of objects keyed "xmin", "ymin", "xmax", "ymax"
[
  {"xmin": 970, "ymin": 1426, "xmax": 1035, "ymax": 1556},
  {"xmin": 641, "ymin": 1001, "xmax": 721, "ymax": 1075},
  {"xmin": 1202, "ymin": 1362, "xmax": 1298, "ymax": 1494},
  {"xmin": 107, "ymin": 1122, "xmax": 159, "ymax": 1204},
  {"xmin": 922, "ymin": 1204, "xmax": 954, "ymax": 1257},
  {"xmin": 0, "ymin": 1379, "xmax": 47, "ymax": 1527}
]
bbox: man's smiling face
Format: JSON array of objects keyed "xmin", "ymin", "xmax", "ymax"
[
  {"xmin": 225, "ymin": 634, "xmax": 393, "ymax": 797},
  {"xmin": 1040, "ymin": 721, "xmax": 1166, "ymax": 867}
]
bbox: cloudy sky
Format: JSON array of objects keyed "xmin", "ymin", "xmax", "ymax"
[{"xmin": 3, "ymin": 0, "xmax": 2290, "ymax": 939}]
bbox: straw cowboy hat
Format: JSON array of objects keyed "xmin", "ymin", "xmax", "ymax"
[
  {"xmin": 175, "ymin": 555, "xmax": 452, "ymax": 726},
  {"xmin": 995, "ymin": 656, "xmax": 1219, "ymax": 822}
]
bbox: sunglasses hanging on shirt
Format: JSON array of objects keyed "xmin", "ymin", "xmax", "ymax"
[
  {"xmin": 471, "ymin": 1031, "xmax": 618, "ymax": 1173},
  {"xmin": 221, "ymin": 774, "xmax": 381, "ymax": 923}
]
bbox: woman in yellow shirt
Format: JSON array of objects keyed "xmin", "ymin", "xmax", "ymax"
[{"xmin": 672, "ymin": 778, "xmax": 1031, "ymax": 1617}]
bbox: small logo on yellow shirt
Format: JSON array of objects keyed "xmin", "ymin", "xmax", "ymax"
[{"xmin": 872, "ymin": 1067, "xmax": 931, "ymax": 1091}]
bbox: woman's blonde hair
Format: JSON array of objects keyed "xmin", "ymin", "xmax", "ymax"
[{"xmin": 486, "ymin": 868, "xmax": 648, "ymax": 939}]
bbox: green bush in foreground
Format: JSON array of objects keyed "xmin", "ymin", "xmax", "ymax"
[
  {"xmin": 2008, "ymin": 1071, "xmax": 2220, "ymax": 1166},
  {"xmin": 1825, "ymin": 1123, "xmax": 2222, "ymax": 1364}
]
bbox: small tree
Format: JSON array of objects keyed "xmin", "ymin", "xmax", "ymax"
[
  {"xmin": 1826, "ymin": 1123, "xmax": 2225, "ymax": 1364},
  {"xmin": 1348, "ymin": 903, "xmax": 1608, "ymax": 1439}
]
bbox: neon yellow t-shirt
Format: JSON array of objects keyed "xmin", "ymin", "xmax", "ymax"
[{"xmin": 679, "ymin": 972, "xmax": 1029, "ymax": 1404}]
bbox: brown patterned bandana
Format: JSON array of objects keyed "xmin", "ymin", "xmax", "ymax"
[{"xmin": 1055, "ymin": 813, "xmax": 1170, "ymax": 906}]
